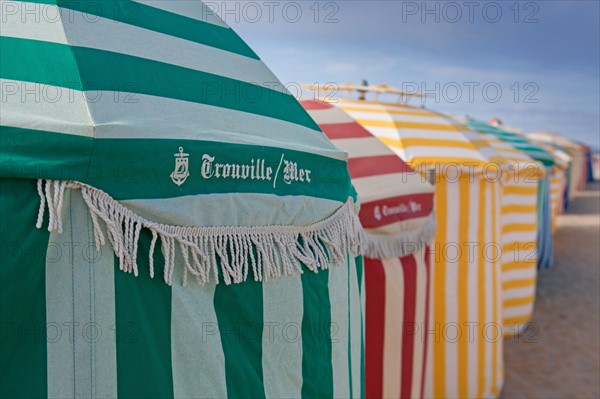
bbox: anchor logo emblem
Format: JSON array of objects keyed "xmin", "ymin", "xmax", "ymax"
[
  {"xmin": 170, "ymin": 147, "xmax": 190, "ymax": 186},
  {"xmin": 374, "ymin": 205, "xmax": 382, "ymax": 221}
]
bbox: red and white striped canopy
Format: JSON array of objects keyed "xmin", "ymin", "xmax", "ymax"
[{"xmin": 301, "ymin": 100, "xmax": 436, "ymax": 258}]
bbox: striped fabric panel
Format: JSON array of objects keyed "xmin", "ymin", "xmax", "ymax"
[
  {"xmin": 0, "ymin": 186, "xmax": 364, "ymax": 398},
  {"xmin": 500, "ymin": 179, "xmax": 539, "ymax": 334},
  {"xmin": 335, "ymin": 101, "xmax": 491, "ymax": 170},
  {"xmin": 528, "ymin": 133, "xmax": 586, "ymax": 200},
  {"xmin": 424, "ymin": 177, "xmax": 504, "ymax": 399},
  {"xmin": 364, "ymin": 247, "xmax": 430, "ymax": 399},
  {"xmin": 302, "ymin": 100, "xmax": 436, "ymax": 399},
  {"xmin": 466, "ymin": 120, "xmax": 554, "ymax": 167},
  {"xmin": 549, "ymin": 168, "xmax": 567, "ymax": 233},
  {"xmin": 536, "ymin": 176, "xmax": 554, "ymax": 269},
  {"xmin": 1, "ymin": 0, "xmax": 355, "ymax": 193},
  {"xmin": 302, "ymin": 100, "xmax": 435, "ymax": 238}
]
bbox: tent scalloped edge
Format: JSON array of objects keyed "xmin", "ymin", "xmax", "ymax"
[
  {"xmin": 35, "ymin": 180, "xmax": 365, "ymax": 286},
  {"xmin": 362, "ymin": 212, "xmax": 436, "ymax": 260}
]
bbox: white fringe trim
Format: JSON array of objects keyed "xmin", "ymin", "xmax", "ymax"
[
  {"xmin": 35, "ymin": 180, "xmax": 365, "ymax": 286},
  {"xmin": 362, "ymin": 212, "xmax": 437, "ymax": 259}
]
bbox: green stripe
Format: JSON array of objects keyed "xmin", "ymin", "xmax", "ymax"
[
  {"xmin": 114, "ymin": 229, "xmax": 174, "ymax": 398},
  {"xmin": 1, "ymin": 37, "xmax": 319, "ymax": 131},
  {"xmin": 467, "ymin": 120, "xmax": 555, "ymax": 166},
  {"xmin": 300, "ymin": 270, "xmax": 334, "ymax": 398},
  {"xmin": 0, "ymin": 126, "xmax": 93, "ymax": 182},
  {"xmin": 1, "ymin": 127, "xmax": 351, "ymax": 202},
  {"xmin": 347, "ymin": 256, "xmax": 353, "ymax": 398},
  {"xmin": 214, "ymin": 279, "xmax": 266, "ymax": 398},
  {"xmin": 355, "ymin": 256, "xmax": 366, "ymax": 399},
  {"xmin": 20, "ymin": 0, "xmax": 258, "ymax": 59},
  {"xmin": 0, "ymin": 179, "xmax": 49, "ymax": 398}
]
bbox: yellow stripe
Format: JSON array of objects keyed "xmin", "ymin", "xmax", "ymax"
[
  {"xmin": 503, "ymin": 314, "xmax": 533, "ymax": 327},
  {"xmin": 502, "ymin": 277, "xmax": 537, "ymax": 290},
  {"xmin": 502, "ymin": 261, "xmax": 535, "ymax": 272},
  {"xmin": 399, "ymin": 156, "xmax": 488, "ymax": 169},
  {"xmin": 458, "ymin": 177, "xmax": 470, "ymax": 398},
  {"xmin": 337, "ymin": 105, "xmax": 438, "ymax": 117},
  {"xmin": 433, "ymin": 179, "xmax": 447, "ymax": 399},
  {"xmin": 503, "ymin": 185, "xmax": 538, "ymax": 195},
  {"xmin": 355, "ymin": 119, "xmax": 469, "ymax": 132},
  {"xmin": 501, "ymin": 223, "xmax": 537, "ymax": 234},
  {"xmin": 491, "ymin": 182, "xmax": 499, "ymax": 395},
  {"xmin": 376, "ymin": 136, "xmax": 476, "ymax": 150},
  {"xmin": 502, "ymin": 241, "xmax": 537, "ymax": 254},
  {"xmin": 477, "ymin": 179, "xmax": 486, "ymax": 398},
  {"xmin": 501, "ymin": 204, "xmax": 537, "ymax": 214},
  {"xmin": 504, "ymin": 296, "xmax": 535, "ymax": 308}
]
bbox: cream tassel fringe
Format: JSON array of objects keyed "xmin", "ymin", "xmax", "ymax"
[
  {"xmin": 36, "ymin": 180, "xmax": 365, "ymax": 286},
  {"xmin": 362, "ymin": 212, "xmax": 437, "ymax": 259}
]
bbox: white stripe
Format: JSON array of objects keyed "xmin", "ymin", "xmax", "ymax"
[
  {"xmin": 363, "ymin": 215, "xmax": 431, "ymax": 238},
  {"xmin": 332, "ymin": 137, "xmax": 392, "ymax": 158},
  {"xmin": 122, "ymin": 194, "xmax": 344, "ymax": 227},
  {"xmin": 133, "ymin": 0, "xmax": 228, "ymax": 27},
  {"xmin": 351, "ymin": 112, "xmax": 464, "ymax": 126},
  {"xmin": 502, "ymin": 267, "xmax": 537, "ymax": 282},
  {"xmin": 171, "ymin": 279, "xmax": 227, "ymax": 398},
  {"xmin": 86, "ymin": 91, "xmax": 342, "ymax": 159},
  {"xmin": 503, "ymin": 286, "xmax": 535, "ymax": 300},
  {"xmin": 502, "ymin": 194, "xmax": 537, "ymax": 206},
  {"xmin": 306, "ymin": 107, "xmax": 355, "ymax": 125},
  {"xmin": 262, "ymin": 275, "xmax": 304, "ymax": 398},
  {"xmin": 352, "ymin": 173, "xmax": 433, "ymax": 204},
  {"xmin": 483, "ymin": 181, "xmax": 494, "ymax": 397},
  {"xmin": 502, "ymin": 212, "xmax": 537, "ymax": 225},
  {"xmin": 330, "ymin": 257, "xmax": 350, "ymax": 399},
  {"xmin": 501, "ymin": 249, "xmax": 537, "ymax": 264},
  {"xmin": 444, "ymin": 181, "xmax": 459, "ymax": 398},
  {"xmin": 467, "ymin": 178, "xmax": 480, "ymax": 399},
  {"xmin": 1, "ymin": 79, "xmax": 93, "ymax": 137},
  {"xmin": 503, "ymin": 304, "xmax": 536, "ymax": 318},
  {"xmin": 348, "ymin": 256, "xmax": 362, "ymax": 398},
  {"xmin": 389, "ymin": 146, "xmax": 488, "ymax": 162},
  {"xmin": 356, "ymin": 126, "xmax": 475, "ymax": 142},
  {"xmin": 1, "ymin": 1, "xmax": 68, "ymax": 43},
  {"xmin": 411, "ymin": 248, "xmax": 427, "ymax": 399},
  {"xmin": 46, "ymin": 189, "xmax": 117, "ymax": 398},
  {"xmin": 382, "ymin": 257, "xmax": 404, "ymax": 398},
  {"xmin": 337, "ymin": 102, "xmax": 434, "ymax": 115}
]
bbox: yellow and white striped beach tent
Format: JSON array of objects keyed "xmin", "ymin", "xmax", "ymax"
[
  {"xmin": 529, "ymin": 132, "xmax": 586, "ymax": 202},
  {"xmin": 534, "ymin": 141, "xmax": 572, "ymax": 233},
  {"xmin": 332, "ymin": 84, "xmax": 505, "ymax": 398},
  {"xmin": 464, "ymin": 120, "xmax": 547, "ymax": 335}
]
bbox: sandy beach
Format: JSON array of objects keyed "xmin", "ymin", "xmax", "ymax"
[{"xmin": 502, "ymin": 182, "xmax": 600, "ymax": 398}]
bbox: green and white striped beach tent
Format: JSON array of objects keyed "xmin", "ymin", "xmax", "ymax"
[{"xmin": 0, "ymin": 1, "xmax": 365, "ymax": 398}]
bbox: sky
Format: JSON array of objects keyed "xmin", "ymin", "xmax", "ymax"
[{"xmin": 213, "ymin": 0, "xmax": 600, "ymax": 149}]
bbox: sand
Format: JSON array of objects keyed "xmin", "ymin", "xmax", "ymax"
[{"xmin": 502, "ymin": 182, "xmax": 600, "ymax": 398}]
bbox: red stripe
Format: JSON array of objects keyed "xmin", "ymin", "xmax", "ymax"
[
  {"xmin": 300, "ymin": 99, "xmax": 332, "ymax": 110},
  {"xmin": 400, "ymin": 255, "xmax": 418, "ymax": 399},
  {"xmin": 348, "ymin": 155, "xmax": 414, "ymax": 179},
  {"xmin": 359, "ymin": 193, "xmax": 435, "ymax": 228},
  {"xmin": 365, "ymin": 258, "xmax": 386, "ymax": 399},
  {"xmin": 320, "ymin": 122, "xmax": 373, "ymax": 140},
  {"xmin": 420, "ymin": 247, "xmax": 431, "ymax": 399}
]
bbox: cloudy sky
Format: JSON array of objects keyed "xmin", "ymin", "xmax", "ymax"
[{"xmin": 215, "ymin": 0, "xmax": 599, "ymax": 148}]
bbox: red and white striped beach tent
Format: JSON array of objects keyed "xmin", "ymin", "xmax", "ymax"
[
  {"xmin": 330, "ymin": 83, "xmax": 506, "ymax": 398},
  {"xmin": 301, "ymin": 100, "xmax": 436, "ymax": 399}
]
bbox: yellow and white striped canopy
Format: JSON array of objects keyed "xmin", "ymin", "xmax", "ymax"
[
  {"xmin": 335, "ymin": 99, "xmax": 508, "ymax": 174},
  {"xmin": 332, "ymin": 90, "xmax": 505, "ymax": 398}
]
